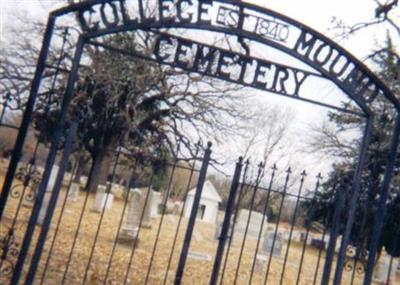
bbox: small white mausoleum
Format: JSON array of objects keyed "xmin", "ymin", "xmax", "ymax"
[{"xmin": 184, "ymin": 180, "xmax": 222, "ymax": 224}]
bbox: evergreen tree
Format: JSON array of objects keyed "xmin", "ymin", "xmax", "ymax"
[{"xmin": 307, "ymin": 36, "xmax": 400, "ymax": 257}]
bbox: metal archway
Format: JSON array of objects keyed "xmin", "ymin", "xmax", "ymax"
[{"xmin": 0, "ymin": 1, "xmax": 399, "ymax": 284}]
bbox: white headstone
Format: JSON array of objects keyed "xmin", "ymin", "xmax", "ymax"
[
  {"xmin": 37, "ymin": 194, "xmax": 50, "ymax": 225},
  {"xmin": 255, "ymin": 254, "xmax": 268, "ymax": 273},
  {"xmin": 119, "ymin": 189, "xmax": 142, "ymax": 244},
  {"xmin": 91, "ymin": 185, "xmax": 114, "ymax": 212},
  {"xmin": 262, "ymin": 232, "xmax": 283, "ymax": 257},
  {"xmin": 67, "ymin": 182, "xmax": 80, "ymax": 202},
  {"xmin": 214, "ymin": 222, "xmax": 233, "ymax": 241},
  {"xmin": 37, "ymin": 191, "xmax": 63, "ymax": 225},
  {"xmin": 150, "ymin": 191, "xmax": 161, "ymax": 217},
  {"xmin": 234, "ymin": 209, "xmax": 268, "ymax": 240},
  {"xmin": 46, "ymin": 165, "xmax": 59, "ymax": 192},
  {"xmin": 373, "ymin": 255, "xmax": 396, "ymax": 284},
  {"xmin": 188, "ymin": 251, "xmax": 212, "ymax": 261},
  {"xmin": 141, "ymin": 188, "xmax": 153, "ymax": 228}
]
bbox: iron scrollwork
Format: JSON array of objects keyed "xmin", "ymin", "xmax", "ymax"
[
  {"xmin": 343, "ymin": 245, "xmax": 367, "ymax": 274},
  {"xmin": 11, "ymin": 158, "xmax": 42, "ymax": 202},
  {"xmin": 0, "ymin": 227, "xmax": 20, "ymax": 276}
]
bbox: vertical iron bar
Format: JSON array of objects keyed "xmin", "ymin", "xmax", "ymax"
[
  {"xmin": 279, "ymin": 170, "xmax": 307, "ymax": 285},
  {"xmin": 233, "ymin": 162, "xmax": 264, "ymax": 285},
  {"xmin": 39, "ymin": 156, "xmax": 80, "ymax": 285},
  {"xmin": 61, "ymin": 164, "xmax": 98, "ymax": 284},
  {"xmin": 312, "ymin": 227, "xmax": 327, "ymax": 285},
  {"xmin": 0, "ymin": 16, "xmax": 55, "ymax": 220},
  {"xmin": 363, "ymin": 114, "xmax": 400, "ymax": 285},
  {"xmin": 174, "ymin": 142, "xmax": 212, "ymax": 285},
  {"xmin": 263, "ymin": 167, "xmax": 292, "ymax": 285},
  {"xmin": 0, "ymin": 142, "xmax": 40, "ymax": 270},
  {"xmin": 249, "ymin": 164, "xmax": 277, "ymax": 283},
  {"xmin": 321, "ymin": 179, "xmax": 346, "ymax": 285},
  {"xmin": 143, "ymin": 157, "xmax": 179, "ymax": 284},
  {"xmin": 122, "ymin": 168, "xmax": 156, "ymax": 285},
  {"xmin": 333, "ymin": 117, "xmax": 373, "ymax": 285},
  {"xmin": 209, "ymin": 156, "xmax": 243, "ymax": 285},
  {"xmin": 295, "ymin": 173, "xmax": 322, "ymax": 285},
  {"xmin": 81, "ymin": 144, "xmax": 123, "ymax": 285},
  {"xmin": 102, "ymin": 163, "xmax": 149, "ymax": 285},
  {"xmin": 162, "ymin": 146, "xmax": 200, "ymax": 285},
  {"xmin": 10, "ymin": 36, "xmax": 84, "ymax": 285},
  {"xmin": 219, "ymin": 159, "xmax": 250, "ymax": 285},
  {"xmin": 25, "ymin": 121, "xmax": 77, "ymax": 284},
  {"xmin": 0, "ymin": 92, "xmax": 11, "ymax": 125}
]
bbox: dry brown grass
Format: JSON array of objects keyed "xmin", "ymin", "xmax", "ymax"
[{"xmin": 0, "ymin": 167, "xmax": 398, "ymax": 285}]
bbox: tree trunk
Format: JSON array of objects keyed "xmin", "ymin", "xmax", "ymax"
[
  {"xmin": 73, "ymin": 154, "xmax": 87, "ymax": 184},
  {"xmin": 86, "ymin": 148, "xmax": 115, "ymax": 193}
]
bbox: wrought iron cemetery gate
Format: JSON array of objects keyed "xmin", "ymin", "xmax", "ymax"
[{"xmin": 1, "ymin": 1, "xmax": 400, "ymax": 284}]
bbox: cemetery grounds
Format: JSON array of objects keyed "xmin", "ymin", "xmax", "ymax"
[{"xmin": 0, "ymin": 162, "xmax": 398, "ymax": 285}]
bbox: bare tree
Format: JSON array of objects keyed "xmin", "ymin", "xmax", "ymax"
[{"xmin": 1, "ymin": 12, "xmax": 248, "ymax": 193}]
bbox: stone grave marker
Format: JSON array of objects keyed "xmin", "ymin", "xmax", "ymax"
[
  {"xmin": 150, "ymin": 191, "xmax": 161, "ymax": 217},
  {"xmin": 188, "ymin": 251, "xmax": 212, "ymax": 261},
  {"xmin": 262, "ymin": 232, "xmax": 283, "ymax": 257},
  {"xmin": 233, "ymin": 209, "xmax": 267, "ymax": 241},
  {"xmin": 140, "ymin": 188, "xmax": 154, "ymax": 228},
  {"xmin": 37, "ymin": 165, "xmax": 61, "ymax": 225},
  {"xmin": 255, "ymin": 254, "xmax": 268, "ymax": 273},
  {"xmin": 47, "ymin": 165, "xmax": 59, "ymax": 192},
  {"xmin": 310, "ymin": 238, "xmax": 326, "ymax": 250},
  {"xmin": 214, "ymin": 222, "xmax": 233, "ymax": 242},
  {"xmin": 118, "ymin": 189, "xmax": 143, "ymax": 245},
  {"xmin": 373, "ymin": 255, "xmax": 396, "ymax": 284},
  {"xmin": 91, "ymin": 185, "xmax": 114, "ymax": 212},
  {"xmin": 67, "ymin": 182, "xmax": 80, "ymax": 202}
]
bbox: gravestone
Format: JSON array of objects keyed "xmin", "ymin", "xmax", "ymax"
[
  {"xmin": 300, "ymin": 232, "xmax": 307, "ymax": 242},
  {"xmin": 67, "ymin": 182, "xmax": 80, "ymax": 202},
  {"xmin": 36, "ymin": 165, "xmax": 61, "ymax": 225},
  {"xmin": 233, "ymin": 209, "xmax": 267, "ymax": 241},
  {"xmin": 171, "ymin": 201, "xmax": 183, "ymax": 215},
  {"xmin": 214, "ymin": 222, "xmax": 233, "ymax": 241},
  {"xmin": 262, "ymin": 232, "xmax": 283, "ymax": 257},
  {"xmin": 188, "ymin": 251, "xmax": 212, "ymax": 261},
  {"xmin": 110, "ymin": 183, "xmax": 125, "ymax": 199},
  {"xmin": 255, "ymin": 254, "xmax": 268, "ymax": 273},
  {"xmin": 373, "ymin": 255, "xmax": 395, "ymax": 284},
  {"xmin": 140, "ymin": 188, "xmax": 154, "ymax": 228},
  {"xmin": 310, "ymin": 238, "xmax": 326, "ymax": 250},
  {"xmin": 47, "ymin": 165, "xmax": 59, "ymax": 191},
  {"xmin": 150, "ymin": 191, "xmax": 161, "ymax": 217},
  {"xmin": 118, "ymin": 189, "xmax": 142, "ymax": 245},
  {"xmin": 91, "ymin": 185, "xmax": 114, "ymax": 212}
]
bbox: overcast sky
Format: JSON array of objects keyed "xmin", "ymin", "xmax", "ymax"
[{"xmin": 1, "ymin": 0, "xmax": 398, "ymax": 58}]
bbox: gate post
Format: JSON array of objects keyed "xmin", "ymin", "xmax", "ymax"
[
  {"xmin": 333, "ymin": 117, "xmax": 373, "ymax": 285},
  {"xmin": 209, "ymin": 157, "xmax": 243, "ymax": 285},
  {"xmin": 0, "ymin": 16, "xmax": 55, "ymax": 220},
  {"xmin": 363, "ymin": 114, "xmax": 400, "ymax": 285},
  {"xmin": 174, "ymin": 142, "xmax": 212, "ymax": 285},
  {"xmin": 321, "ymin": 176, "xmax": 346, "ymax": 285},
  {"xmin": 25, "ymin": 121, "xmax": 77, "ymax": 285},
  {"xmin": 9, "ymin": 36, "xmax": 85, "ymax": 285}
]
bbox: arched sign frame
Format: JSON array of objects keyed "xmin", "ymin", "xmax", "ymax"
[{"xmin": 0, "ymin": 1, "xmax": 399, "ymax": 285}]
